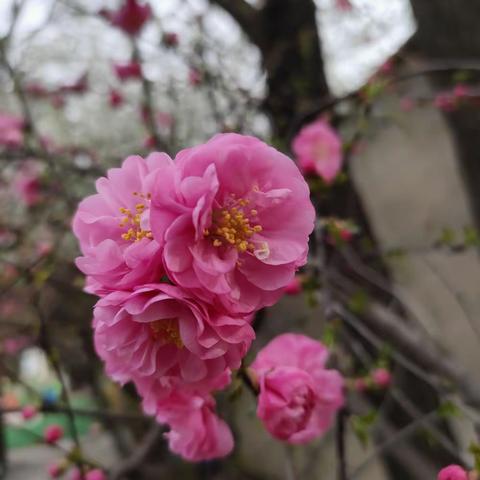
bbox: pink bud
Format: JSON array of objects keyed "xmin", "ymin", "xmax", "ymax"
[
  {"xmin": 86, "ymin": 469, "xmax": 107, "ymax": 480},
  {"xmin": 163, "ymin": 32, "xmax": 178, "ymax": 47},
  {"xmin": 22, "ymin": 405, "xmax": 37, "ymax": 420},
  {"xmin": 453, "ymin": 84, "xmax": 470, "ymax": 99},
  {"xmin": 189, "ymin": 68, "xmax": 202, "ymax": 86},
  {"xmin": 44, "ymin": 424, "xmax": 64, "ymax": 444},
  {"xmin": 354, "ymin": 377, "xmax": 367, "ymax": 392},
  {"xmin": 47, "ymin": 463, "xmax": 62, "ymax": 478},
  {"xmin": 284, "ymin": 276, "xmax": 302, "ymax": 295},
  {"xmin": 438, "ymin": 465, "xmax": 468, "ymax": 480},
  {"xmin": 434, "ymin": 92, "xmax": 455, "ymax": 112},
  {"xmin": 109, "ymin": 89, "xmax": 124, "ymax": 108},
  {"xmin": 372, "ymin": 368, "xmax": 391, "ymax": 388}
]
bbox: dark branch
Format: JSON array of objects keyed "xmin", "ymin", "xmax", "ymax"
[{"xmin": 209, "ymin": 0, "xmax": 264, "ymax": 48}]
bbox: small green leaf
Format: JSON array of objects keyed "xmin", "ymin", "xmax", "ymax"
[
  {"xmin": 438, "ymin": 400, "xmax": 460, "ymax": 419},
  {"xmin": 348, "ymin": 290, "xmax": 369, "ymax": 315},
  {"xmin": 438, "ymin": 227, "xmax": 456, "ymax": 246},
  {"xmin": 352, "ymin": 411, "xmax": 378, "ymax": 448},
  {"xmin": 464, "ymin": 226, "xmax": 480, "ymax": 247}
]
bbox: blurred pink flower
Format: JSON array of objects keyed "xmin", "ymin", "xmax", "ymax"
[
  {"xmin": 163, "ymin": 32, "xmax": 179, "ymax": 47},
  {"xmin": 188, "ymin": 68, "xmax": 202, "ymax": 86},
  {"xmin": 13, "ymin": 162, "xmax": 42, "ymax": 207},
  {"xmin": 0, "ymin": 113, "xmax": 24, "ymax": 149},
  {"xmin": 113, "ymin": 62, "xmax": 142, "ymax": 82},
  {"xmin": 154, "ymin": 388, "xmax": 234, "ymax": 461},
  {"xmin": 93, "ymin": 284, "xmax": 254, "ymax": 391},
  {"xmin": 292, "ymin": 119, "xmax": 343, "ymax": 183},
  {"xmin": 22, "ymin": 405, "xmax": 38, "ymax": 420},
  {"xmin": 109, "ymin": 88, "xmax": 124, "ymax": 108},
  {"xmin": 336, "ymin": 0, "xmax": 353, "ymax": 10},
  {"xmin": 453, "ymin": 84, "xmax": 470, "ymax": 99},
  {"xmin": 372, "ymin": 368, "xmax": 391, "ymax": 388},
  {"xmin": 106, "ymin": 0, "xmax": 152, "ymax": 36},
  {"xmin": 284, "ymin": 276, "xmax": 302, "ymax": 295},
  {"xmin": 72, "ymin": 153, "xmax": 167, "ymax": 295},
  {"xmin": 251, "ymin": 333, "xmax": 344, "ymax": 444},
  {"xmin": 85, "ymin": 469, "xmax": 107, "ymax": 480},
  {"xmin": 47, "ymin": 463, "xmax": 62, "ymax": 478},
  {"xmin": 150, "ymin": 133, "xmax": 315, "ymax": 314},
  {"xmin": 434, "ymin": 92, "xmax": 456, "ymax": 112},
  {"xmin": 3, "ymin": 335, "xmax": 31, "ymax": 355},
  {"xmin": 438, "ymin": 465, "xmax": 468, "ymax": 480},
  {"xmin": 44, "ymin": 424, "xmax": 64, "ymax": 444}
]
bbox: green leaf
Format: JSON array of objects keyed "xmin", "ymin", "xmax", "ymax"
[
  {"xmin": 464, "ymin": 226, "xmax": 480, "ymax": 247},
  {"xmin": 469, "ymin": 442, "xmax": 480, "ymax": 472},
  {"xmin": 437, "ymin": 400, "xmax": 460, "ymax": 419},
  {"xmin": 348, "ymin": 290, "xmax": 369, "ymax": 315},
  {"xmin": 438, "ymin": 227, "xmax": 456, "ymax": 246},
  {"xmin": 352, "ymin": 411, "xmax": 378, "ymax": 448}
]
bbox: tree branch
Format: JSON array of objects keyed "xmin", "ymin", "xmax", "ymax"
[{"xmin": 209, "ymin": 0, "xmax": 263, "ymax": 48}]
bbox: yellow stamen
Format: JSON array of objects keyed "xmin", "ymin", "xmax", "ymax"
[{"xmin": 150, "ymin": 318, "xmax": 183, "ymax": 348}]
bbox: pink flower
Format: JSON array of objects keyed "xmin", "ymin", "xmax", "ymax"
[
  {"xmin": 163, "ymin": 32, "xmax": 178, "ymax": 47},
  {"xmin": 251, "ymin": 333, "xmax": 344, "ymax": 444},
  {"xmin": 22, "ymin": 405, "xmax": 37, "ymax": 420},
  {"xmin": 86, "ymin": 469, "xmax": 107, "ymax": 480},
  {"xmin": 453, "ymin": 84, "xmax": 470, "ymax": 99},
  {"xmin": 438, "ymin": 465, "xmax": 468, "ymax": 480},
  {"xmin": 292, "ymin": 119, "xmax": 343, "ymax": 183},
  {"xmin": 154, "ymin": 388, "xmax": 234, "ymax": 461},
  {"xmin": 107, "ymin": 0, "xmax": 152, "ymax": 36},
  {"xmin": 44, "ymin": 424, "xmax": 64, "ymax": 444},
  {"xmin": 188, "ymin": 68, "xmax": 202, "ymax": 86},
  {"xmin": 336, "ymin": 0, "xmax": 353, "ymax": 11},
  {"xmin": 3, "ymin": 335, "xmax": 31, "ymax": 354},
  {"xmin": 434, "ymin": 92, "xmax": 456, "ymax": 112},
  {"xmin": 0, "ymin": 113, "xmax": 24, "ymax": 149},
  {"xmin": 372, "ymin": 367, "xmax": 391, "ymax": 388},
  {"xmin": 113, "ymin": 62, "xmax": 142, "ymax": 82},
  {"xmin": 150, "ymin": 133, "xmax": 315, "ymax": 314},
  {"xmin": 72, "ymin": 153, "xmax": 167, "ymax": 295},
  {"xmin": 109, "ymin": 89, "xmax": 124, "ymax": 108},
  {"xmin": 93, "ymin": 283, "xmax": 254, "ymax": 393},
  {"xmin": 12, "ymin": 162, "xmax": 42, "ymax": 206},
  {"xmin": 47, "ymin": 463, "xmax": 62, "ymax": 478},
  {"xmin": 284, "ymin": 276, "xmax": 302, "ymax": 295}
]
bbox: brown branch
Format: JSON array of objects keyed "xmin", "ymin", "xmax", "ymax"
[
  {"xmin": 209, "ymin": 0, "xmax": 264, "ymax": 48},
  {"xmin": 110, "ymin": 424, "xmax": 164, "ymax": 480},
  {"xmin": 330, "ymin": 283, "xmax": 480, "ymax": 411}
]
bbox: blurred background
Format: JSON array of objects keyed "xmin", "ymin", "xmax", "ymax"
[{"xmin": 2, "ymin": 0, "xmax": 480, "ymax": 479}]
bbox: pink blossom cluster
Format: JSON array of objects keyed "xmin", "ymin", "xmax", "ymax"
[{"xmin": 73, "ymin": 133, "xmax": 316, "ymax": 460}]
